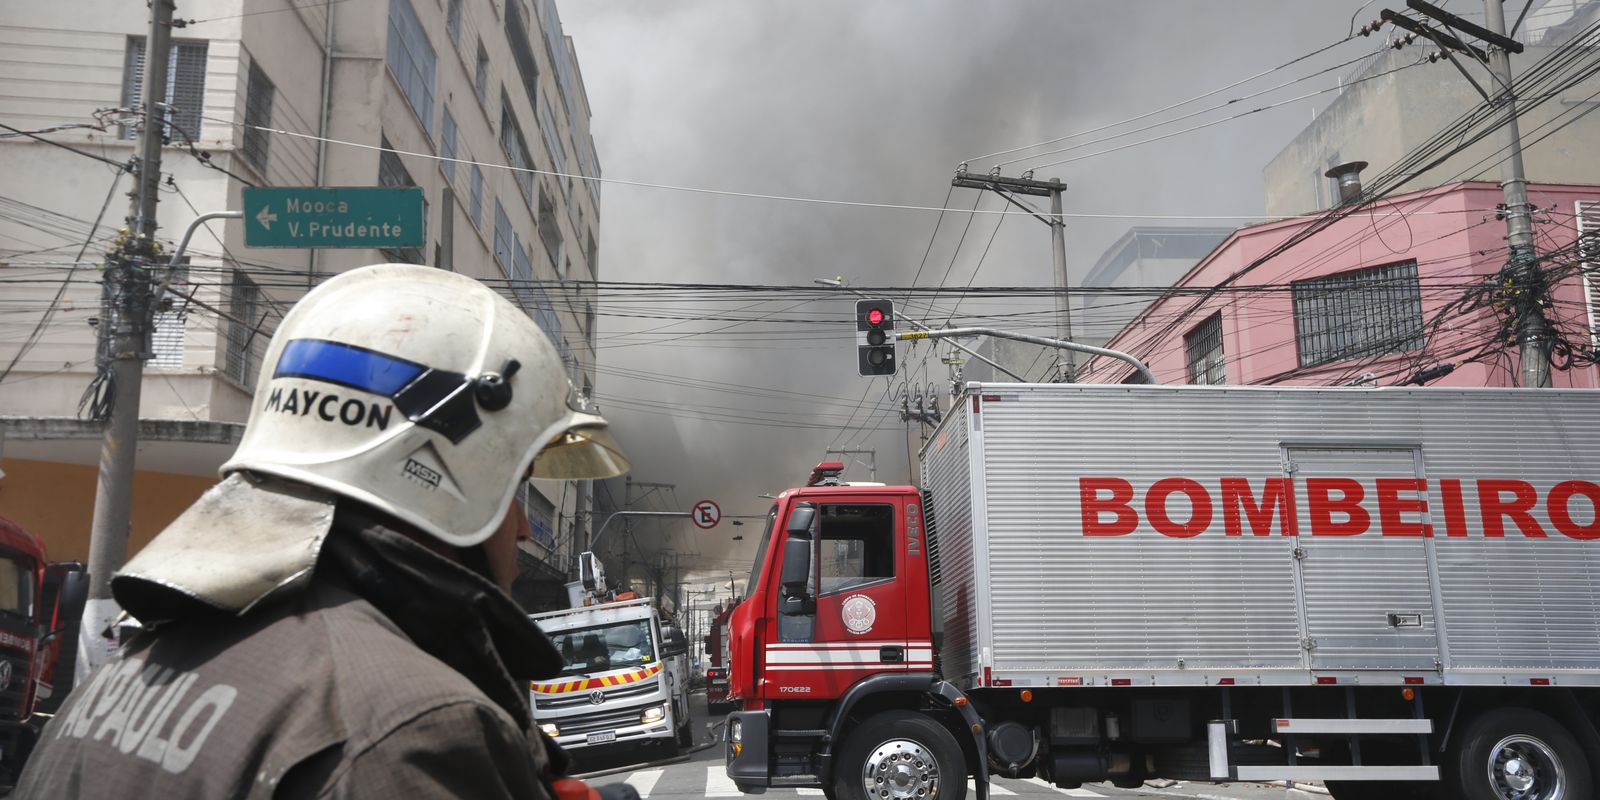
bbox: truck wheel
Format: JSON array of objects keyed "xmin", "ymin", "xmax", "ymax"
[
  {"xmin": 833, "ymin": 711, "xmax": 966, "ymax": 800},
  {"xmin": 1445, "ymin": 707, "xmax": 1592, "ymax": 800},
  {"xmin": 678, "ymin": 722, "xmax": 694, "ymax": 748}
]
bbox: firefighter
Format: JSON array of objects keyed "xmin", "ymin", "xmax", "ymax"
[{"xmin": 17, "ymin": 265, "xmax": 635, "ymax": 798}]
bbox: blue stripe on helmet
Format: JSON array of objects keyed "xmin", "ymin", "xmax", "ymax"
[{"xmin": 274, "ymin": 338, "xmax": 427, "ymax": 397}]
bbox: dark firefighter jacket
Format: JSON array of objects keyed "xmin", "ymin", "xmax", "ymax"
[{"xmin": 14, "ymin": 515, "xmax": 569, "ymax": 799}]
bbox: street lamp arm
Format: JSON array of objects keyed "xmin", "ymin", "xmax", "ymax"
[
  {"xmin": 897, "ymin": 327, "xmax": 1156, "ymax": 385},
  {"xmin": 588, "ymin": 510, "xmax": 692, "ymax": 551}
]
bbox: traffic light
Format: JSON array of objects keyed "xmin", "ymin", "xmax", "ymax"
[{"xmin": 856, "ymin": 299, "xmax": 896, "ymax": 376}]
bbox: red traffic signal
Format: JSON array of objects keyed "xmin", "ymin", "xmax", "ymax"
[{"xmin": 855, "ymin": 299, "xmax": 896, "ymax": 376}]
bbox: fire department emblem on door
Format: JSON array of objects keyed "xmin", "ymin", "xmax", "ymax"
[{"xmin": 841, "ymin": 595, "xmax": 876, "ymax": 634}]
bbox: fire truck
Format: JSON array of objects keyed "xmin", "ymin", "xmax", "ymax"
[
  {"xmin": 705, "ymin": 599, "xmax": 737, "ymax": 714},
  {"xmin": 0, "ymin": 515, "xmax": 87, "ymax": 786},
  {"xmin": 725, "ymin": 384, "xmax": 1600, "ymax": 800}
]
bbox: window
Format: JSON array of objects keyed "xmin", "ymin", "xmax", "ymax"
[
  {"xmin": 1577, "ymin": 200, "xmax": 1600, "ymax": 347},
  {"xmin": 1185, "ymin": 313, "xmax": 1225, "ymax": 385},
  {"xmin": 440, "ymin": 106, "xmax": 457, "ymax": 182},
  {"xmin": 819, "ymin": 504, "xmax": 895, "ymax": 594},
  {"xmin": 500, "ymin": 94, "xmax": 536, "ymax": 207},
  {"xmin": 474, "ymin": 41, "xmax": 490, "ymax": 107},
  {"xmin": 537, "ymin": 183, "xmax": 562, "ymax": 266},
  {"xmin": 576, "ymin": 134, "xmax": 601, "ymax": 202},
  {"xmin": 583, "ymin": 301, "xmax": 595, "ymax": 340},
  {"xmin": 516, "ymin": 482, "xmax": 557, "ymax": 550},
  {"xmin": 377, "ymin": 137, "xmax": 426, "ymax": 264},
  {"xmin": 241, "ymin": 60, "xmax": 274, "ymax": 171},
  {"xmin": 446, "ymin": 0, "xmax": 463, "ymax": 45},
  {"xmin": 151, "ymin": 266, "xmax": 190, "ymax": 369},
  {"xmin": 385, "ymin": 0, "xmax": 436, "ymax": 133},
  {"xmin": 512, "ymin": 242, "xmax": 536, "ymax": 308},
  {"xmin": 225, "ymin": 270, "xmax": 262, "ymax": 385},
  {"xmin": 586, "ymin": 228, "xmax": 597, "ymax": 273},
  {"xmin": 493, "ymin": 200, "xmax": 516, "ymax": 273},
  {"xmin": 121, "ymin": 37, "xmax": 209, "ymax": 142},
  {"xmin": 0, "ymin": 557, "xmax": 35, "ymax": 618},
  {"xmin": 537, "ymin": 90, "xmax": 568, "ymax": 197},
  {"xmin": 469, "ymin": 164, "xmax": 485, "ymax": 229},
  {"xmin": 1292, "ymin": 261, "xmax": 1424, "ymax": 368},
  {"xmin": 504, "ymin": 0, "xmax": 542, "ymax": 116},
  {"xmin": 549, "ymin": 620, "xmax": 656, "ymax": 676},
  {"xmin": 538, "ymin": 0, "xmax": 578, "ymax": 121}
]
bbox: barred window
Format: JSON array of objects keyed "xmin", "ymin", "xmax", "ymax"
[
  {"xmin": 241, "ymin": 60, "xmax": 274, "ymax": 171},
  {"xmin": 1292, "ymin": 261, "xmax": 1424, "ymax": 368},
  {"xmin": 1185, "ymin": 313, "xmax": 1225, "ymax": 385},
  {"xmin": 500, "ymin": 94, "xmax": 536, "ymax": 208},
  {"xmin": 446, "ymin": 0, "xmax": 463, "ymax": 45},
  {"xmin": 517, "ymin": 483, "xmax": 558, "ymax": 550},
  {"xmin": 474, "ymin": 42, "xmax": 490, "ymax": 107},
  {"xmin": 377, "ymin": 137, "xmax": 426, "ymax": 265},
  {"xmin": 225, "ymin": 270, "xmax": 262, "ymax": 386},
  {"xmin": 537, "ymin": 183, "xmax": 562, "ymax": 267},
  {"xmin": 150, "ymin": 266, "xmax": 190, "ymax": 370},
  {"xmin": 493, "ymin": 200, "xmax": 516, "ymax": 273},
  {"xmin": 121, "ymin": 37, "xmax": 208, "ymax": 143},
  {"xmin": 469, "ymin": 164, "xmax": 485, "ymax": 229},
  {"xmin": 440, "ymin": 106, "xmax": 457, "ymax": 182},
  {"xmin": 385, "ymin": 0, "xmax": 436, "ymax": 134},
  {"xmin": 537, "ymin": 89, "xmax": 568, "ymax": 197}
]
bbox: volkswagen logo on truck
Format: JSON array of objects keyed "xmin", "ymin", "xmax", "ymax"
[{"xmin": 588, "ymin": 690, "xmax": 605, "ymax": 705}]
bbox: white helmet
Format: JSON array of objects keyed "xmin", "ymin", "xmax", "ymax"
[
  {"xmin": 222, "ymin": 263, "xmax": 629, "ymax": 546},
  {"xmin": 116, "ymin": 265, "xmax": 629, "ymax": 617}
]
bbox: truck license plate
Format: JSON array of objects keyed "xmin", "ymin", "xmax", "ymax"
[{"xmin": 586, "ymin": 731, "xmax": 616, "ymax": 744}]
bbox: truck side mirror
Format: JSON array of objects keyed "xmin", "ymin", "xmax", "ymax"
[
  {"xmin": 786, "ymin": 504, "xmax": 817, "ymax": 536},
  {"xmin": 779, "ymin": 536, "xmax": 813, "ymax": 616}
]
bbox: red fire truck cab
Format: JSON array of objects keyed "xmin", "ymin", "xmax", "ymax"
[{"xmin": 0, "ymin": 515, "xmax": 87, "ymax": 786}]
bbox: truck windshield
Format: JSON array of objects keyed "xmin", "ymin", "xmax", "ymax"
[
  {"xmin": 746, "ymin": 505, "xmax": 777, "ymax": 595},
  {"xmin": 549, "ymin": 620, "xmax": 657, "ymax": 676},
  {"xmin": 0, "ymin": 556, "xmax": 32, "ymax": 619}
]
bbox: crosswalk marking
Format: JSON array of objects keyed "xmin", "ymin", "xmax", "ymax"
[
  {"xmin": 625, "ymin": 769, "xmax": 662, "ymax": 798},
  {"xmin": 1023, "ymin": 777, "xmax": 1105, "ymax": 797},
  {"xmin": 706, "ymin": 766, "xmax": 743, "ymax": 797},
  {"xmin": 796, "ymin": 789, "xmax": 825, "ymax": 795},
  {"xmin": 968, "ymin": 779, "xmax": 1016, "ymax": 795}
]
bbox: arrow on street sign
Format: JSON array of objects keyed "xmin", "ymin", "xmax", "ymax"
[
  {"xmin": 692, "ymin": 500, "xmax": 722, "ymax": 529},
  {"xmin": 255, "ymin": 206, "xmax": 278, "ymax": 230}
]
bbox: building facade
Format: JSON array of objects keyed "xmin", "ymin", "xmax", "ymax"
[
  {"xmin": 1078, "ymin": 181, "xmax": 1600, "ymax": 390},
  {"xmin": 1264, "ymin": 1, "xmax": 1600, "ymax": 217},
  {"xmin": 0, "ymin": 0, "xmax": 602, "ymax": 603}
]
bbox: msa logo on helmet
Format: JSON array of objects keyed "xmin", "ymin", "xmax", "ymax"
[{"xmin": 269, "ymin": 338, "xmax": 501, "ymax": 443}]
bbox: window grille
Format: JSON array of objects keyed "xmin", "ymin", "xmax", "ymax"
[
  {"xmin": 537, "ymin": 184, "xmax": 562, "ymax": 267},
  {"xmin": 385, "ymin": 0, "xmax": 436, "ymax": 134},
  {"xmin": 537, "ymin": 0, "xmax": 578, "ymax": 123},
  {"xmin": 474, "ymin": 42, "xmax": 490, "ymax": 107},
  {"xmin": 377, "ymin": 137, "xmax": 426, "ymax": 264},
  {"xmin": 586, "ymin": 228, "xmax": 597, "ymax": 272},
  {"xmin": 225, "ymin": 270, "xmax": 262, "ymax": 385},
  {"xmin": 537, "ymin": 90, "xmax": 568, "ymax": 198},
  {"xmin": 517, "ymin": 484, "xmax": 557, "ymax": 550},
  {"xmin": 469, "ymin": 164, "xmax": 485, "ymax": 229},
  {"xmin": 1578, "ymin": 201, "xmax": 1600, "ymax": 347},
  {"xmin": 1292, "ymin": 260, "xmax": 1424, "ymax": 368},
  {"xmin": 500, "ymin": 95, "xmax": 536, "ymax": 208},
  {"xmin": 241, "ymin": 60, "xmax": 274, "ymax": 171},
  {"xmin": 446, "ymin": 0, "xmax": 463, "ymax": 45},
  {"xmin": 121, "ymin": 38, "xmax": 209, "ymax": 143},
  {"xmin": 493, "ymin": 200, "xmax": 516, "ymax": 273},
  {"xmin": 150, "ymin": 266, "xmax": 190, "ymax": 370},
  {"xmin": 1185, "ymin": 313, "xmax": 1225, "ymax": 385},
  {"xmin": 440, "ymin": 106, "xmax": 457, "ymax": 182}
]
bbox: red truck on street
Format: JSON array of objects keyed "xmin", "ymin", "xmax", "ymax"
[
  {"xmin": 724, "ymin": 384, "xmax": 1600, "ymax": 800},
  {"xmin": 705, "ymin": 600, "xmax": 737, "ymax": 714},
  {"xmin": 0, "ymin": 514, "xmax": 87, "ymax": 787}
]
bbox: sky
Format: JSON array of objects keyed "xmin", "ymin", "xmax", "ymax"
[{"xmin": 557, "ymin": 1, "xmax": 1382, "ymax": 593}]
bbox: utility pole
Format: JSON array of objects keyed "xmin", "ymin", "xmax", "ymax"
[
  {"xmin": 825, "ymin": 448, "xmax": 876, "ymax": 482},
  {"xmin": 81, "ymin": 0, "xmax": 175, "ymax": 676},
  {"xmin": 951, "ymin": 169, "xmax": 1075, "ymax": 381},
  {"xmin": 1382, "ymin": 0, "xmax": 1549, "ymax": 385}
]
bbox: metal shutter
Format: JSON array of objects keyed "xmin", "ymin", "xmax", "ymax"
[{"xmin": 1578, "ymin": 201, "xmax": 1600, "ymax": 347}]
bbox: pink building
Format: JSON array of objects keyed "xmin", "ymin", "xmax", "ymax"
[{"xmin": 1079, "ymin": 181, "xmax": 1600, "ymax": 389}]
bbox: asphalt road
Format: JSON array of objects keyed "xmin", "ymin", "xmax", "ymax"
[{"xmin": 568, "ymin": 692, "xmax": 1329, "ymax": 800}]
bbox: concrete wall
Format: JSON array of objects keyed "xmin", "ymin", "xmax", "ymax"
[
  {"xmin": 1081, "ymin": 182, "xmax": 1600, "ymax": 390},
  {"xmin": 1264, "ymin": 40, "xmax": 1600, "ymax": 218}
]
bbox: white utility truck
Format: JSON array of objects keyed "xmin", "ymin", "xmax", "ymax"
[{"xmin": 724, "ymin": 384, "xmax": 1600, "ymax": 800}]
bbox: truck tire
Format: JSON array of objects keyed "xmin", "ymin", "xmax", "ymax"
[
  {"xmin": 1444, "ymin": 707, "xmax": 1592, "ymax": 800},
  {"xmin": 832, "ymin": 711, "xmax": 966, "ymax": 800},
  {"xmin": 678, "ymin": 721, "xmax": 694, "ymax": 748}
]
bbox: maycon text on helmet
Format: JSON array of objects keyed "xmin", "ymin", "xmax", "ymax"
[{"xmin": 261, "ymin": 386, "xmax": 394, "ymax": 430}]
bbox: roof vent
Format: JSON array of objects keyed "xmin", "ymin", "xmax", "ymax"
[{"xmin": 1324, "ymin": 160, "xmax": 1369, "ymax": 205}]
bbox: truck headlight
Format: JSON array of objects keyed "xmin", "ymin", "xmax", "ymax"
[
  {"xmin": 641, "ymin": 704, "xmax": 666, "ymax": 724},
  {"xmin": 730, "ymin": 718, "xmax": 743, "ymax": 742},
  {"xmin": 538, "ymin": 722, "xmax": 560, "ymax": 737}
]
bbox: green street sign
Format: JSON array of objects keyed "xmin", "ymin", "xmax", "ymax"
[{"xmin": 242, "ymin": 186, "xmax": 424, "ymax": 249}]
